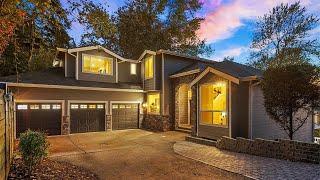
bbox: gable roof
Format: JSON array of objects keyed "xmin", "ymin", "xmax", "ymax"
[
  {"xmin": 58, "ymin": 45, "xmax": 139, "ymax": 63},
  {"xmin": 171, "ymin": 60, "xmax": 262, "ymax": 79},
  {"xmin": 0, "ymin": 68, "xmax": 143, "ymax": 91}
]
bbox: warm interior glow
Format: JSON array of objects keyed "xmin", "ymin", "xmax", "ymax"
[
  {"xmin": 130, "ymin": 63, "xmax": 137, "ymax": 75},
  {"xmin": 83, "ymin": 54, "xmax": 113, "ymax": 75},
  {"xmin": 144, "ymin": 56, "xmax": 154, "ymax": 79},
  {"xmin": 200, "ymin": 80, "xmax": 228, "ymax": 126},
  {"xmin": 147, "ymin": 93, "xmax": 160, "ymax": 114}
]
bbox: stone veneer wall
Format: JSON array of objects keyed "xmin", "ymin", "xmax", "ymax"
[
  {"xmin": 142, "ymin": 114, "xmax": 172, "ymax": 131},
  {"xmin": 61, "ymin": 115, "xmax": 70, "ymax": 135},
  {"xmin": 172, "ymin": 73, "xmax": 199, "ymax": 130},
  {"xmin": 217, "ymin": 136, "xmax": 320, "ymax": 164}
]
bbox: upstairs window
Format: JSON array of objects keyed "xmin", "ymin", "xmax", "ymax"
[
  {"xmin": 130, "ymin": 63, "xmax": 137, "ymax": 75},
  {"xmin": 82, "ymin": 54, "xmax": 113, "ymax": 75},
  {"xmin": 144, "ymin": 56, "xmax": 153, "ymax": 79}
]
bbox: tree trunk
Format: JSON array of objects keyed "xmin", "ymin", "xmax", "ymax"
[{"xmin": 289, "ymin": 109, "xmax": 293, "ymax": 140}]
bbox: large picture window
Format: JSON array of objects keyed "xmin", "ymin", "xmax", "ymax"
[
  {"xmin": 82, "ymin": 54, "xmax": 113, "ymax": 75},
  {"xmin": 200, "ymin": 80, "xmax": 228, "ymax": 126},
  {"xmin": 144, "ymin": 56, "xmax": 154, "ymax": 79},
  {"xmin": 147, "ymin": 93, "xmax": 160, "ymax": 114}
]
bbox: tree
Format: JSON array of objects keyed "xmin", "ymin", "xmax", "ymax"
[
  {"xmin": 250, "ymin": 2, "xmax": 319, "ymax": 70},
  {"xmin": 261, "ymin": 62, "xmax": 320, "ymax": 140},
  {"xmin": 0, "ymin": 0, "xmax": 71, "ymax": 77},
  {"xmin": 72, "ymin": 0, "xmax": 212, "ymax": 59},
  {"xmin": 223, "ymin": 56, "xmax": 234, "ymax": 61}
]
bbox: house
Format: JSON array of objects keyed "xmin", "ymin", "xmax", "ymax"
[{"xmin": 0, "ymin": 45, "xmax": 313, "ymax": 142}]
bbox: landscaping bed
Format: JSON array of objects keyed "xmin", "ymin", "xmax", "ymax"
[{"xmin": 8, "ymin": 158, "xmax": 99, "ymax": 179}]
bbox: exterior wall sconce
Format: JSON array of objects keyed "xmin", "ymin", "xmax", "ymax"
[
  {"xmin": 4, "ymin": 92, "xmax": 13, "ymax": 102},
  {"xmin": 142, "ymin": 102, "xmax": 147, "ymax": 108}
]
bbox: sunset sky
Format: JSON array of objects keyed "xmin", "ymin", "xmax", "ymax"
[{"xmin": 67, "ymin": 0, "xmax": 320, "ymax": 64}]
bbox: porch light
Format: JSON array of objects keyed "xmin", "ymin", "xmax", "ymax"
[{"xmin": 142, "ymin": 102, "xmax": 147, "ymax": 108}]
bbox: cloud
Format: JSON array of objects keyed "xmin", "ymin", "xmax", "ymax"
[
  {"xmin": 212, "ymin": 46, "xmax": 249, "ymax": 61},
  {"xmin": 197, "ymin": 0, "xmax": 314, "ymax": 43}
]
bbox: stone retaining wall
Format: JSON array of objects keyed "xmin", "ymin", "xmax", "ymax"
[
  {"xmin": 142, "ymin": 114, "xmax": 172, "ymax": 131},
  {"xmin": 216, "ymin": 136, "xmax": 320, "ymax": 164}
]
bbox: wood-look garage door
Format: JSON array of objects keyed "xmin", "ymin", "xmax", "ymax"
[
  {"xmin": 16, "ymin": 103, "xmax": 62, "ymax": 137},
  {"xmin": 112, "ymin": 103, "xmax": 139, "ymax": 130},
  {"xmin": 70, "ymin": 103, "xmax": 105, "ymax": 133}
]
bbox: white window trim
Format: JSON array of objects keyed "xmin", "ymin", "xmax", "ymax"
[
  {"xmin": 81, "ymin": 53, "xmax": 113, "ymax": 76},
  {"xmin": 146, "ymin": 92, "xmax": 161, "ymax": 115},
  {"xmin": 144, "ymin": 55, "xmax": 154, "ymax": 80},
  {"xmin": 130, "ymin": 63, "xmax": 137, "ymax": 75},
  {"xmin": 199, "ymin": 82, "xmax": 229, "ymax": 128}
]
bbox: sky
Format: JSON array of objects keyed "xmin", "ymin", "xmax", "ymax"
[{"xmin": 67, "ymin": 0, "xmax": 320, "ymax": 64}]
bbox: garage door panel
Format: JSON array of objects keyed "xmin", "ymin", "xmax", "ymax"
[
  {"xmin": 112, "ymin": 103, "xmax": 139, "ymax": 130},
  {"xmin": 70, "ymin": 103, "xmax": 105, "ymax": 134},
  {"xmin": 16, "ymin": 103, "xmax": 62, "ymax": 137}
]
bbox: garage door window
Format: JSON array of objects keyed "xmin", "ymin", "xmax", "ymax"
[
  {"xmin": 17, "ymin": 104, "xmax": 28, "ymax": 110},
  {"xmin": 30, "ymin": 104, "xmax": 39, "ymax": 109},
  {"xmin": 71, "ymin": 104, "xmax": 79, "ymax": 109},
  {"xmin": 41, "ymin": 104, "xmax": 51, "ymax": 109},
  {"xmin": 52, "ymin": 104, "xmax": 61, "ymax": 109},
  {"xmin": 80, "ymin": 104, "xmax": 87, "ymax": 109}
]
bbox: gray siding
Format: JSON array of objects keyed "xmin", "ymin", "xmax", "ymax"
[
  {"xmin": 163, "ymin": 54, "xmax": 195, "ymax": 115},
  {"xmin": 251, "ymin": 85, "xmax": 313, "ymax": 142},
  {"xmin": 10, "ymin": 87, "xmax": 144, "ymax": 115},
  {"xmin": 231, "ymin": 81, "xmax": 249, "ymax": 138},
  {"xmin": 77, "ymin": 50, "xmax": 116, "ymax": 83},
  {"xmin": 66, "ymin": 54, "xmax": 75, "ymax": 77},
  {"xmin": 118, "ymin": 61, "xmax": 141, "ymax": 83}
]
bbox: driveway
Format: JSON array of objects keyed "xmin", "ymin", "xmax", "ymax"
[{"xmin": 48, "ymin": 130, "xmax": 246, "ymax": 179}]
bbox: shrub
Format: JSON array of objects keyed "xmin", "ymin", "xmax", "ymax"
[{"xmin": 18, "ymin": 130, "xmax": 50, "ymax": 172}]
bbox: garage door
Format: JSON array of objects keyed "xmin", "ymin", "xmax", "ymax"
[
  {"xmin": 112, "ymin": 103, "xmax": 139, "ymax": 130},
  {"xmin": 16, "ymin": 103, "xmax": 62, "ymax": 137},
  {"xmin": 70, "ymin": 103, "xmax": 105, "ymax": 133}
]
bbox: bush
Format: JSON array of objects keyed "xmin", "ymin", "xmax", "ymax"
[{"xmin": 18, "ymin": 130, "xmax": 50, "ymax": 172}]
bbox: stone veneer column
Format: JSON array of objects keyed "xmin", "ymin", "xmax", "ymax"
[
  {"xmin": 106, "ymin": 115, "xmax": 112, "ymax": 130},
  {"xmin": 61, "ymin": 115, "xmax": 70, "ymax": 135}
]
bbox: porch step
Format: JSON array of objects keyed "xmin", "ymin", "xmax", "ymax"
[
  {"xmin": 175, "ymin": 128, "xmax": 192, "ymax": 134},
  {"xmin": 185, "ymin": 136, "xmax": 217, "ymax": 147}
]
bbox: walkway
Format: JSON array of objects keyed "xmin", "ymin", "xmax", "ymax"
[{"xmin": 174, "ymin": 141, "xmax": 320, "ymax": 180}]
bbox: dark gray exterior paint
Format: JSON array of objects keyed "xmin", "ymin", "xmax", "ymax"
[
  {"xmin": 231, "ymin": 81, "xmax": 249, "ymax": 138},
  {"xmin": 66, "ymin": 54, "xmax": 76, "ymax": 77},
  {"xmin": 77, "ymin": 49, "xmax": 117, "ymax": 83},
  {"xmin": 162, "ymin": 54, "xmax": 195, "ymax": 115},
  {"xmin": 118, "ymin": 61, "xmax": 141, "ymax": 83}
]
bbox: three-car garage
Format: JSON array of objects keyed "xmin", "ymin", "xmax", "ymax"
[{"xmin": 15, "ymin": 101, "xmax": 141, "ymax": 137}]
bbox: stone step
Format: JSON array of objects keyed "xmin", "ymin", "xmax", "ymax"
[
  {"xmin": 185, "ymin": 136, "xmax": 217, "ymax": 147},
  {"xmin": 175, "ymin": 128, "xmax": 192, "ymax": 134}
]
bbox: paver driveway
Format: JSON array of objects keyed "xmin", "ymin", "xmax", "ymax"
[{"xmin": 48, "ymin": 130, "xmax": 247, "ymax": 179}]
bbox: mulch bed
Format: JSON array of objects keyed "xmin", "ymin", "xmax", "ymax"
[{"xmin": 8, "ymin": 158, "xmax": 99, "ymax": 180}]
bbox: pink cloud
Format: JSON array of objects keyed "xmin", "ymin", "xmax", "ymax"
[{"xmin": 198, "ymin": 0, "xmax": 313, "ymax": 43}]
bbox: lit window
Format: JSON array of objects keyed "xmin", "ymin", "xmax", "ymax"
[
  {"xmin": 82, "ymin": 54, "xmax": 113, "ymax": 75},
  {"xmin": 130, "ymin": 63, "xmax": 137, "ymax": 75},
  {"xmin": 17, "ymin": 104, "xmax": 28, "ymax": 110},
  {"xmin": 80, "ymin": 104, "xmax": 87, "ymax": 109},
  {"xmin": 119, "ymin": 105, "xmax": 125, "ymax": 109},
  {"xmin": 30, "ymin": 105, "xmax": 39, "ymax": 110},
  {"xmin": 144, "ymin": 56, "xmax": 153, "ymax": 79},
  {"xmin": 41, "ymin": 104, "xmax": 51, "ymax": 109},
  {"xmin": 132, "ymin": 104, "xmax": 138, "ymax": 109},
  {"xmin": 52, "ymin": 104, "xmax": 61, "ymax": 109},
  {"xmin": 200, "ymin": 80, "xmax": 228, "ymax": 126},
  {"xmin": 147, "ymin": 93, "xmax": 160, "ymax": 114},
  {"xmin": 71, "ymin": 104, "xmax": 79, "ymax": 109},
  {"xmin": 112, "ymin": 105, "xmax": 118, "ymax": 109},
  {"xmin": 97, "ymin": 104, "xmax": 104, "ymax": 109},
  {"xmin": 125, "ymin": 105, "xmax": 131, "ymax": 108},
  {"xmin": 89, "ymin": 104, "xmax": 96, "ymax": 109}
]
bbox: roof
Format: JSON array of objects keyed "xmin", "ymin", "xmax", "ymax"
[
  {"xmin": 171, "ymin": 60, "xmax": 262, "ymax": 78},
  {"xmin": 0, "ymin": 68, "xmax": 142, "ymax": 90}
]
